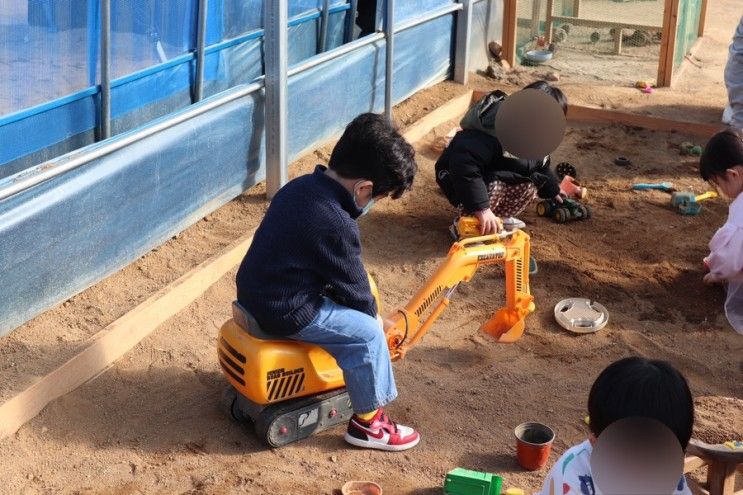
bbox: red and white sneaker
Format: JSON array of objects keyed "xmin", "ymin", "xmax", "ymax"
[{"xmin": 344, "ymin": 409, "xmax": 420, "ymax": 451}]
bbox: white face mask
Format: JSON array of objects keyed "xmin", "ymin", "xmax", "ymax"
[
  {"xmin": 358, "ymin": 197, "xmax": 376, "ymax": 217},
  {"xmin": 353, "ymin": 181, "xmax": 375, "ymax": 216}
]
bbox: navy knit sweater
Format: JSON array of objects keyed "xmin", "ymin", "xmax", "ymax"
[{"xmin": 236, "ymin": 165, "xmax": 377, "ymax": 336}]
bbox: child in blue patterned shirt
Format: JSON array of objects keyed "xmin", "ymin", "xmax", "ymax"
[{"xmin": 537, "ymin": 357, "xmax": 694, "ymax": 495}]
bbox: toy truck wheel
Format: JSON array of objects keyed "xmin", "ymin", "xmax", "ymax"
[
  {"xmin": 578, "ymin": 205, "xmax": 591, "ymax": 219},
  {"xmin": 536, "ymin": 200, "xmax": 550, "ymax": 217},
  {"xmin": 554, "ymin": 208, "xmax": 569, "ymax": 223},
  {"xmin": 555, "ymin": 162, "xmax": 577, "ymax": 180}
]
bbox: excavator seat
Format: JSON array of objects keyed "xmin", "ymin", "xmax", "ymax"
[{"xmin": 232, "ymin": 301, "xmax": 291, "ymax": 341}]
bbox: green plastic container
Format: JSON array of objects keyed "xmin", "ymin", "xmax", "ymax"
[{"xmin": 444, "ymin": 468, "xmax": 503, "ymax": 495}]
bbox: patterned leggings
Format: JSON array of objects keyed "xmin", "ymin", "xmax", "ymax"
[{"xmin": 459, "ymin": 180, "xmax": 538, "ymax": 218}]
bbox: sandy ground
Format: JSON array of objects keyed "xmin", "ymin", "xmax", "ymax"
[
  {"xmin": 2, "ymin": 3, "xmax": 743, "ymax": 494},
  {"xmin": 1, "ymin": 84, "xmax": 742, "ymax": 494}
]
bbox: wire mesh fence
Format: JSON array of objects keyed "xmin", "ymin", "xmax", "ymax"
[{"xmin": 510, "ymin": 0, "xmax": 702, "ymax": 86}]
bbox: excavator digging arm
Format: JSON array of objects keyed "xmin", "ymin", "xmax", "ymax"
[{"xmin": 384, "ymin": 229, "xmax": 535, "ymax": 361}]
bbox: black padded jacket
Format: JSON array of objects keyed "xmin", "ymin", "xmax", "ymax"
[{"xmin": 434, "ymin": 129, "xmax": 561, "ymax": 213}]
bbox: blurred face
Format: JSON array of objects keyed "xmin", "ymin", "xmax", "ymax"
[{"xmin": 709, "ymin": 165, "xmax": 743, "ymax": 199}]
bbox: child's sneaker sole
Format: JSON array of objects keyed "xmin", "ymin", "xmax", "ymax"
[{"xmin": 344, "ymin": 431, "xmax": 421, "ymax": 452}]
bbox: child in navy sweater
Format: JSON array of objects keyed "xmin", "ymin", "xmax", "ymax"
[{"xmin": 236, "ymin": 113, "xmax": 420, "ymax": 451}]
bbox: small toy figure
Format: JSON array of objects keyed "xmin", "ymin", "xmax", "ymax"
[{"xmin": 680, "ymin": 141, "xmax": 703, "ymax": 156}]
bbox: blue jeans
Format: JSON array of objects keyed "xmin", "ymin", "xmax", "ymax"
[{"xmin": 290, "ymin": 297, "xmax": 397, "ymax": 413}]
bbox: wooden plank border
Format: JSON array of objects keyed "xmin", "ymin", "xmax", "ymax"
[
  {"xmin": 0, "ymin": 234, "xmax": 255, "ymax": 440},
  {"xmin": 567, "ymin": 104, "xmax": 723, "ymax": 138},
  {"xmin": 401, "ymin": 91, "xmax": 474, "ymax": 143}
]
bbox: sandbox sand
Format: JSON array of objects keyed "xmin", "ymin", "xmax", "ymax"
[{"xmin": 1, "ymin": 77, "xmax": 741, "ymax": 494}]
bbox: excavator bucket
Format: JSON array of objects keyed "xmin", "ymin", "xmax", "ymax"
[
  {"xmin": 480, "ymin": 294, "xmax": 534, "ymax": 343},
  {"xmin": 480, "ymin": 309, "xmax": 525, "ymax": 343}
]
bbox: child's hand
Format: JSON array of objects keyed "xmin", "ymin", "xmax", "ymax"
[
  {"xmin": 378, "ymin": 315, "xmax": 397, "ymax": 333},
  {"xmin": 703, "ymin": 272, "xmax": 724, "ymax": 285},
  {"xmin": 474, "ymin": 208, "xmax": 503, "ymax": 235}
]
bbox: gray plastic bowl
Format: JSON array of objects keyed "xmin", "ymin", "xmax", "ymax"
[{"xmin": 525, "ymin": 50, "xmax": 553, "ymax": 63}]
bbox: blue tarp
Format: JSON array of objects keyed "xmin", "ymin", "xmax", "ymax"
[{"xmin": 0, "ymin": 0, "xmax": 351, "ymax": 177}]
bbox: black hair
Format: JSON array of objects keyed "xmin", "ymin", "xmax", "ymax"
[
  {"xmin": 329, "ymin": 113, "xmax": 416, "ymax": 199},
  {"xmin": 588, "ymin": 357, "xmax": 694, "ymax": 449},
  {"xmin": 700, "ymin": 128, "xmax": 743, "ymax": 181},
  {"xmin": 524, "ymin": 80, "xmax": 568, "ymax": 115}
]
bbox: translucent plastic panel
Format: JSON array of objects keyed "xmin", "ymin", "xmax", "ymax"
[
  {"xmin": 110, "ymin": 0, "xmax": 198, "ymax": 79},
  {"xmin": 203, "ymin": 39, "xmax": 264, "ymax": 98},
  {"xmin": 222, "ymin": 0, "xmax": 263, "ymax": 39},
  {"xmin": 219, "ymin": 0, "xmax": 348, "ymax": 41},
  {"xmin": 291, "ymin": 0, "xmax": 348, "ymax": 18},
  {"xmin": 470, "ymin": 0, "xmax": 504, "ymax": 71},
  {"xmin": 674, "ymin": 0, "xmax": 701, "ymax": 69},
  {"xmin": 0, "ymin": 1, "xmax": 94, "ymax": 116},
  {"xmin": 288, "ymin": 13, "xmax": 452, "ymax": 158},
  {"xmin": 392, "ymin": 0, "xmax": 455, "ymax": 24}
]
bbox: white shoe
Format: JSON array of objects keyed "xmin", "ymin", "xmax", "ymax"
[
  {"xmin": 503, "ymin": 217, "xmax": 526, "ymax": 230},
  {"xmin": 345, "ymin": 409, "xmax": 421, "ymax": 452}
]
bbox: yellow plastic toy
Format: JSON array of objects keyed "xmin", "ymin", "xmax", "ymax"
[
  {"xmin": 456, "ymin": 216, "xmax": 483, "ymax": 239},
  {"xmin": 218, "ymin": 229, "xmax": 535, "ymax": 446}
]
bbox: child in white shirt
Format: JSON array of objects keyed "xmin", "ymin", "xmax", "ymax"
[
  {"xmin": 700, "ymin": 129, "xmax": 743, "ymax": 334},
  {"xmin": 537, "ymin": 357, "xmax": 695, "ymax": 495}
]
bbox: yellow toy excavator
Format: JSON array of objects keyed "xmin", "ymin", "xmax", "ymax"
[{"xmin": 218, "ymin": 228, "xmax": 535, "ymax": 447}]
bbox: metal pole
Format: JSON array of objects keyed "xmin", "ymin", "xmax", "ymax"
[
  {"xmin": 265, "ymin": 0, "xmax": 288, "ymax": 198},
  {"xmin": 344, "ymin": 0, "xmax": 359, "ymax": 43},
  {"xmin": 454, "ymin": 0, "xmax": 473, "ymax": 84},
  {"xmin": 384, "ymin": 0, "xmax": 394, "ymax": 122},
  {"xmin": 100, "ymin": 0, "xmax": 111, "ymax": 140},
  {"xmin": 194, "ymin": 0, "xmax": 208, "ymax": 102},
  {"xmin": 319, "ymin": 0, "xmax": 329, "ymax": 53}
]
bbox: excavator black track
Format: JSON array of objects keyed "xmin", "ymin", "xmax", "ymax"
[{"xmin": 222, "ymin": 386, "xmax": 353, "ymax": 447}]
